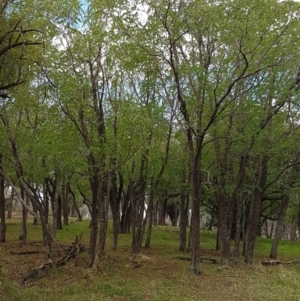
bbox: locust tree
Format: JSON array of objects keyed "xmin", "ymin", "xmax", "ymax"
[{"xmin": 120, "ymin": 0, "xmax": 300, "ymax": 273}]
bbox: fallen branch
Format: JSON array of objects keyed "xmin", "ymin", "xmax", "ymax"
[
  {"xmin": 261, "ymin": 260, "xmax": 282, "ymax": 266},
  {"xmin": 21, "ymin": 234, "xmax": 84, "ymax": 285},
  {"xmin": 10, "ymin": 251, "xmax": 43, "ymax": 255},
  {"xmin": 261, "ymin": 260, "xmax": 300, "ymax": 266},
  {"xmin": 177, "ymin": 256, "xmax": 220, "ymax": 264}
]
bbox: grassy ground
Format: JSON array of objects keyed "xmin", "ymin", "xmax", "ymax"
[{"xmin": 1, "ymin": 217, "xmax": 300, "ymax": 301}]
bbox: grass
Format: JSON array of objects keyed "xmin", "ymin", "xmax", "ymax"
[{"xmin": 1, "ymin": 217, "xmax": 300, "ymax": 300}]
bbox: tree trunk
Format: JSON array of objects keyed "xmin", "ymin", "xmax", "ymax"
[
  {"xmin": 43, "ymin": 183, "xmax": 49, "ymax": 224},
  {"xmin": 32, "ymin": 201, "xmax": 38, "ymax": 225},
  {"xmin": 57, "ymin": 196, "xmax": 63, "ymax": 230},
  {"xmin": 179, "ymin": 176, "xmax": 189, "ymax": 252},
  {"xmin": 244, "ymin": 156, "xmax": 267, "ymax": 264},
  {"xmin": 218, "ymin": 189, "xmax": 233, "ymax": 266},
  {"xmin": 120, "ymin": 181, "xmax": 132, "ymax": 234},
  {"xmin": 87, "ymin": 177, "xmax": 99, "ymax": 268},
  {"xmin": 269, "ymin": 195, "xmax": 290, "ymax": 259},
  {"xmin": 92, "ymin": 179, "xmax": 107, "ymax": 269},
  {"xmin": 109, "ymin": 170, "xmax": 121, "ymax": 251},
  {"xmin": 19, "ymin": 189, "xmax": 29, "ymax": 244},
  {"xmin": 62, "ymin": 177, "xmax": 69, "ymax": 226},
  {"xmin": 145, "ymin": 183, "xmax": 155, "ymax": 248},
  {"xmin": 7, "ymin": 189, "xmax": 13, "ymax": 219},
  {"xmin": 0, "ymin": 154, "xmax": 6, "ymax": 242},
  {"xmin": 49, "ymin": 173, "xmax": 61, "ymax": 237},
  {"xmin": 233, "ymin": 193, "xmax": 243, "ymax": 263},
  {"xmin": 131, "ymin": 151, "xmax": 149, "ymax": 254},
  {"xmin": 190, "ymin": 158, "xmax": 201, "ymax": 274},
  {"xmin": 69, "ymin": 187, "xmax": 82, "ymax": 221},
  {"xmin": 158, "ymin": 197, "xmax": 167, "ymax": 225}
]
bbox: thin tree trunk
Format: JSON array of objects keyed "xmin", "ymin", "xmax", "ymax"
[
  {"xmin": 179, "ymin": 172, "xmax": 189, "ymax": 251},
  {"xmin": 19, "ymin": 188, "xmax": 28, "ymax": 244},
  {"xmin": 120, "ymin": 182, "xmax": 132, "ymax": 234},
  {"xmin": 62, "ymin": 177, "xmax": 69, "ymax": 226},
  {"xmin": 87, "ymin": 178, "xmax": 99, "ymax": 268},
  {"xmin": 69, "ymin": 187, "xmax": 82, "ymax": 221},
  {"xmin": 43, "ymin": 183, "xmax": 49, "ymax": 224},
  {"xmin": 109, "ymin": 169, "xmax": 122, "ymax": 251},
  {"xmin": 190, "ymin": 157, "xmax": 201, "ymax": 274},
  {"xmin": 7, "ymin": 188, "xmax": 13, "ymax": 219},
  {"xmin": 0, "ymin": 154, "xmax": 6, "ymax": 242},
  {"xmin": 32, "ymin": 201, "xmax": 38, "ymax": 225},
  {"xmin": 244, "ymin": 156, "xmax": 268, "ymax": 264},
  {"xmin": 233, "ymin": 193, "xmax": 243, "ymax": 263},
  {"xmin": 158, "ymin": 197, "xmax": 167, "ymax": 225},
  {"xmin": 145, "ymin": 183, "xmax": 154, "ymax": 248},
  {"xmin": 269, "ymin": 195, "xmax": 290, "ymax": 258},
  {"xmin": 57, "ymin": 196, "xmax": 62, "ymax": 230}
]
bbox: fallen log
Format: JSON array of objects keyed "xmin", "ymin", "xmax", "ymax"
[
  {"xmin": 260, "ymin": 260, "xmax": 282, "ymax": 266},
  {"xmin": 177, "ymin": 256, "xmax": 219, "ymax": 264},
  {"xmin": 22, "ymin": 234, "xmax": 84, "ymax": 285},
  {"xmin": 261, "ymin": 260, "xmax": 300, "ymax": 266}
]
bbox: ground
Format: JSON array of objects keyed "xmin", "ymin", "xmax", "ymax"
[{"xmin": 1, "ymin": 217, "xmax": 300, "ymax": 300}]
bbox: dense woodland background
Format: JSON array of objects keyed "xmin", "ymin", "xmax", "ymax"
[{"xmin": 1, "ymin": 0, "xmax": 300, "ymax": 276}]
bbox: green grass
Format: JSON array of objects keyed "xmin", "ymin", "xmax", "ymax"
[{"xmin": 2, "ymin": 219, "xmax": 300, "ymax": 300}]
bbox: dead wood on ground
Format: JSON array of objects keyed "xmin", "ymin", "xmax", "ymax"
[
  {"xmin": 21, "ymin": 234, "xmax": 84, "ymax": 285},
  {"xmin": 10, "ymin": 251, "xmax": 43, "ymax": 255}
]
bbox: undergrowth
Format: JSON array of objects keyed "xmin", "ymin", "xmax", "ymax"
[{"xmin": 1, "ymin": 218, "xmax": 300, "ymax": 300}]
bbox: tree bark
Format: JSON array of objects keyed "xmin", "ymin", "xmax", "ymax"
[
  {"xmin": 269, "ymin": 194, "xmax": 290, "ymax": 259},
  {"xmin": 62, "ymin": 176, "xmax": 69, "ymax": 226},
  {"xmin": 19, "ymin": 187, "xmax": 28, "ymax": 244},
  {"xmin": 190, "ymin": 158, "xmax": 201, "ymax": 274},
  {"xmin": 179, "ymin": 172, "xmax": 189, "ymax": 251},
  {"xmin": 0, "ymin": 154, "xmax": 6, "ymax": 242},
  {"xmin": 244, "ymin": 156, "xmax": 268, "ymax": 264},
  {"xmin": 51, "ymin": 173, "xmax": 60, "ymax": 237},
  {"xmin": 233, "ymin": 192, "xmax": 243, "ymax": 263},
  {"xmin": 7, "ymin": 188, "xmax": 13, "ymax": 219},
  {"xmin": 145, "ymin": 183, "xmax": 155, "ymax": 248},
  {"xmin": 92, "ymin": 177, "xmax": 107, "ymax": 269},
  {"xmin": 87, "ymin": 177, "xmax": 99, "ymax": 268},
  {"xmin": 69, "ymin": 187, "xmax": 82, "ymax": 221},
  {"xmin": 109, "ymin": 169, "xmax": 122, "ymax": 251},
  {"xmin": 120, "ymin": 181, "xmax": 132, "ymax": 234}
]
